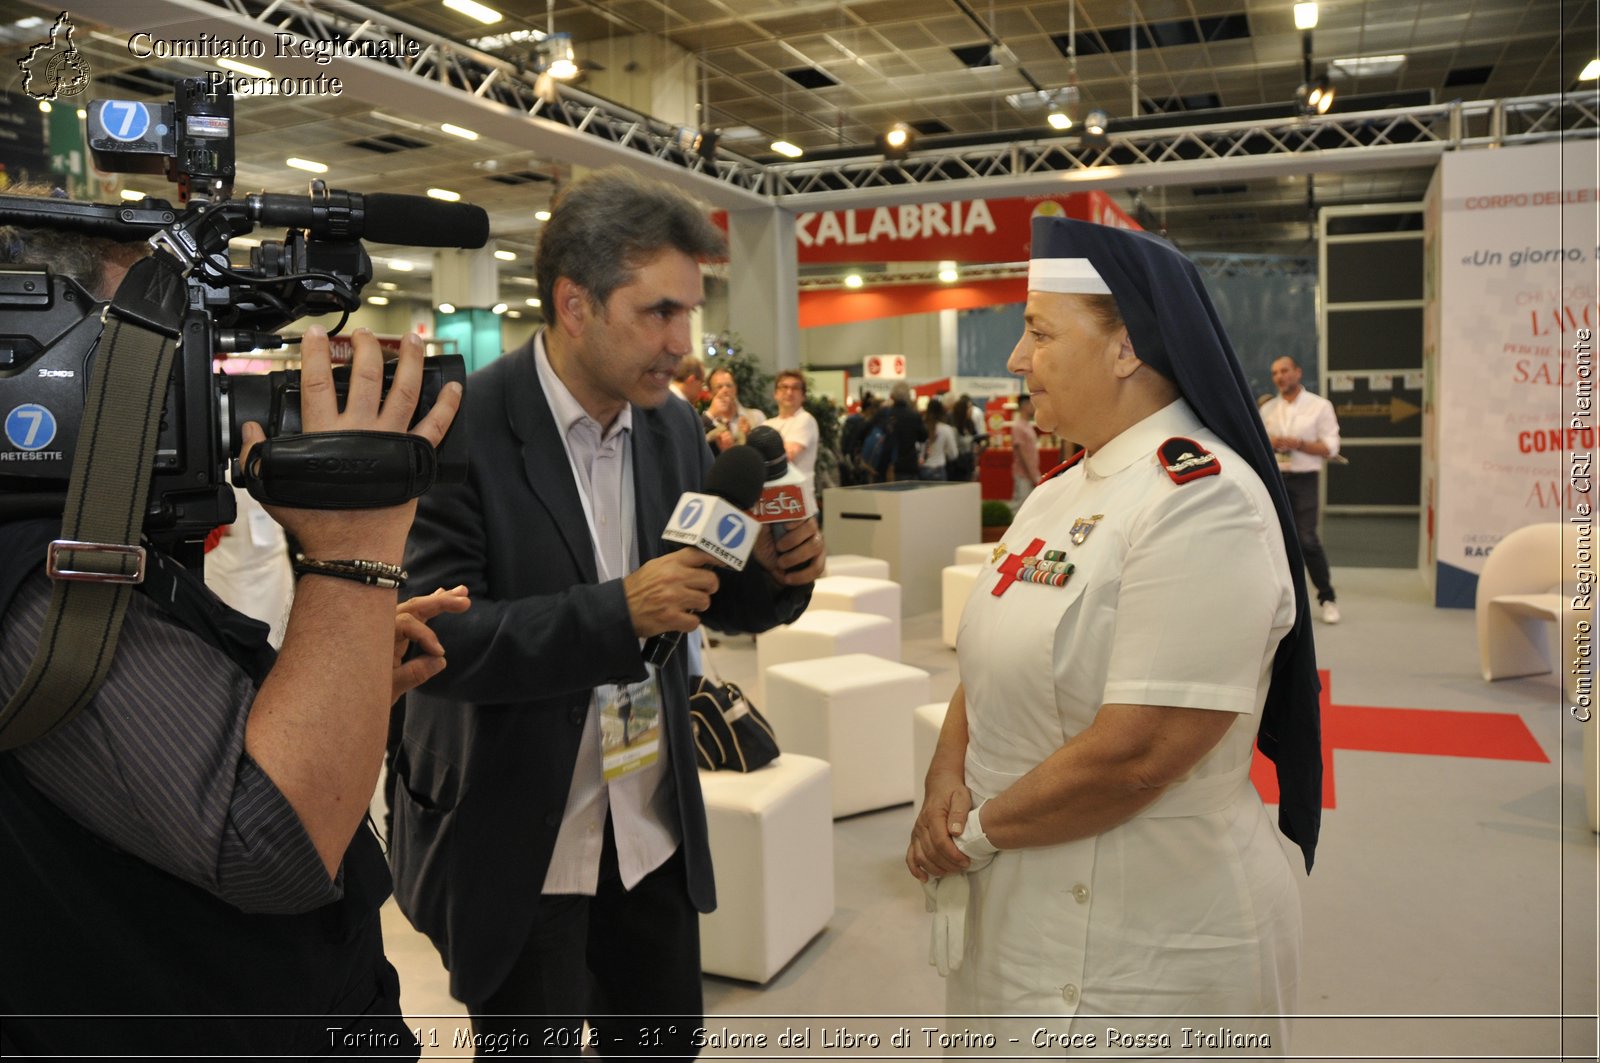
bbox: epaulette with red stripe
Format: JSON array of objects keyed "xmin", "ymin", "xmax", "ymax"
[
  {"xmin": 1038, "ymin": 447, "xmax": 1086, "ymax": 485},
  {"xmin": 1157, "ymin": 437, "xmax": 1221, "ymax": 484}
]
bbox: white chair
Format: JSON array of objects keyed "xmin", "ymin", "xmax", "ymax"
[
  {"xmin": 823, "ymin": 554, "xmax": 891, "ymax": 581},
  {"xmin": 912, "ymin": 701, "xmax": 948, "ymax": 796},
  {"xmin": 755, "ymin": 610, "xmax": 897, "ymax": 702},
  {"xmin": 698, "ymin": 755, "xmax": 835, "ymax": 983},
  {"xmin": 1474, "ymin": 522, "xmax": 1598, "ymax": 833},
  {"xmin": 942, "ymin": 563, "xmax": 982, "ymax": 649},
  {"xmin": 809, "ymin": 575, "xmax": 902, "ymax": 648},
  {"xmin": 1476, "ymin": 523, "xmax": 1565, "ymax": 683},
  {"xmin": 954, "ymin": 543, "xmax": 993, "ymax": 566},
  {"xmin": 763, "ymin": 654, "xmax": 930, "ymax": 817}
]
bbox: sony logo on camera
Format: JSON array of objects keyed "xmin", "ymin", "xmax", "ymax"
[{"xmin": 303, "ymin": 457, "xmax": 381, "ymax": 475}]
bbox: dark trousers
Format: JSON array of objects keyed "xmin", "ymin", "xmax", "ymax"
[
  {"xmin": 469, "ymin": 819, "xmax": 702, "ymax": 1060},
  {"xmin": 1284, "ymin": 471, "xmax": 1336, "ymax": 603}
]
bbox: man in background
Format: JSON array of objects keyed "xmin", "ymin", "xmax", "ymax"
[
  {"xmin": 885, "ymin": 381, "xmax": 928, "ymax": 482},
  {"xmin": 704, "ymin": 365, "xmax": 764, "ymax": 453},
  {"xmin": 769, "ymin": 370, "xmax": 820, "ymax": 514},
  {"xmin": 1261, "ymin": 355, "xmax": 1342, "ymax": 624},
  {"xmin": 670, "ymin": 353, "xmax": 705, "ymax": 405}
]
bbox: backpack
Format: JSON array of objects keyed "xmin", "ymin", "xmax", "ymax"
[{"xmin": 859, "ymin": 421, "xmax": 896, "ymax": 477}]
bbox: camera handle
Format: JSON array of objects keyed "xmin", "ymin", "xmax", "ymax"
[{"xmin": 0, "ymin": 253, "xmax": 186, "ymax": 751}]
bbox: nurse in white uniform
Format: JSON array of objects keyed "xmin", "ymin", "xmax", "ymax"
[{"xmin": 909, "ymin": 218, "xmax": 1324, "ymax": 1056}]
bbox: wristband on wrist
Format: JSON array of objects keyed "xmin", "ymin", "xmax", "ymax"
[
  {"xmin": 954, "ymin": 801, "xmax": 999, "ymax": 860},
  {"xmin": 292, "ymin": 553, "xmax": 407, "ymax": 590}
]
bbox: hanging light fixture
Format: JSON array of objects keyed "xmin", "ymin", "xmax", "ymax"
[
  {"xmin": 879, "ymin": 121, "xmax": 916, "ymax": 159},
  {"xmin": 531, "ymin": 0, "xmax": 585, "ymax": 101},
  {"xmin": 1082, "ymin": 109, "xmax": 1109, "ymax": 147},
  {"xmin": 1295, "ymin": 19, "xmax": 1335, "ymax": 116},
  {"xmin": 1298, "ymin": 74, "xmax": 1336, "ymax": 114},
  {"xmin": 541, "ymin": 33, "xmax": 578, "ymax": 80}
]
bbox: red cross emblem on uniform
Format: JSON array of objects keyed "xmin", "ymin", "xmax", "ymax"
[{"xmin": 992, "ymin": 538, "xmax": 1047, "ymax": 596}]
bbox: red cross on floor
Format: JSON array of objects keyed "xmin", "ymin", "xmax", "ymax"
[
  {"xmin": 992, "ymin": 538, "xmax": 1047, "ymax": 597},
  {"xmin": 1251, "ymin": 670, "xmax": 1549, "ymax": 809}
]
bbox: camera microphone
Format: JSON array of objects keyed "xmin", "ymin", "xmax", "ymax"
[
  {"xmin": 642, "ymin": 445, "xmax": 765, "ymax": 667},
  {"xmin": 245, "ymin": 191, "xmax": 490, "ymax": 248}
]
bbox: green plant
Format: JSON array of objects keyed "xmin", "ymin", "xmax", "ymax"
[
  {"xmin": 803, "ymin": 391, "xmax": 842, "ymax": 490},
  {"xmin": 981, "ymin": 500, "xmax": 1013, "ymax": 527}
]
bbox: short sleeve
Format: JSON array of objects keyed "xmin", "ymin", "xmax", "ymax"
[
  {"xmin": 1317, "ymin": 399, "xmax": 1341, "ymax": 459},
  {"xmin": 1101, "ymin": 471, "xmax": 1293, "ymax": 714}
]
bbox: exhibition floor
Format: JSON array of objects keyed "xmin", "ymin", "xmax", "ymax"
[{"xmin": 377, "ymin": 561, "xmax": 1598, "ymax": 1062}]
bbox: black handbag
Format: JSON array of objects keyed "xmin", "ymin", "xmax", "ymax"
[{"xmin": 689, "ymin": 674, "xmax": 779, "ymax": 772}]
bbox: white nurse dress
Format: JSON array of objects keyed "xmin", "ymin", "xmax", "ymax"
[{"xmin": 949, "ymin": 399, "xmax": 1302, "ymax": 1056}]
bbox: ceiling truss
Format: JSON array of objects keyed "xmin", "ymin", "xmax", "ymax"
[{"xmin": 68, "ymin": 0, "xmax": 1600, "ymax": 213}]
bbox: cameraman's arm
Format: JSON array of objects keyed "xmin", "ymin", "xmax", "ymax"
[
  {"xmin": 244, "ymin": 328, "xmax": 460, "ymax": 879},
  {"xmin": 1, "ymin": 574, "xmax": 339, "ymax": 914}
]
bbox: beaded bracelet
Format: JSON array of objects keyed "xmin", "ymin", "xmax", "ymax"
[{"xmin": 292, "ymin": 553, "xmax": 408, "ymax": 590}]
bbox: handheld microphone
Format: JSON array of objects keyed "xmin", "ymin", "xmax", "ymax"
[
  {"xmin": 745, "ymin": 425, "xmax": 814, "ymax": 530},
  {"xmin": 643, "ymin": 446, "xmax": 765, "ymax": 666}
]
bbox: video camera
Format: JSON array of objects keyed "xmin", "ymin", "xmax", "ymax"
[{"xmin": 0, "ymin": 77, "xmax": 487, "ymax": 562}]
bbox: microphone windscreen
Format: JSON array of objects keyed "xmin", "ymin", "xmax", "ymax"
[
  {"xmin": 703, "ymin": 445, "xmax": 765, "ymax": 510},
  {"xmin": 745, "ymin": 425, "xmax": 789, "ymax": 481},
  {"xmin": 364, "ymin": 194, "xmax": 491, "ymax": 248}
]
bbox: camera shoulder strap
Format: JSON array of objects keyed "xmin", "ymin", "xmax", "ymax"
[{"xmin": 0, "ymin": 255, "xmax": 184, "ymax": 751}]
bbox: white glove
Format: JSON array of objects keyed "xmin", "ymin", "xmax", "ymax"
[
  {"xmin": 923, "ymin": 872, "xmax": 970, "ymax": 977},
  {"xmin": 923, "ymin": 802, "xmax": 998, "ymax": 977},
  {"xmin": 953, "ymin": 800, "xmax": 998, "ymax": 874}
]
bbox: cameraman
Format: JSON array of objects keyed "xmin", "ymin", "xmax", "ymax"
[{"xmin": 0, "ymin": 196, "xmax": 464, "ymax": 1057}]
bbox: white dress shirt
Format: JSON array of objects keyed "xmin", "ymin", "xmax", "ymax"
[
  {"xmin": 534, "ymin": 333, "xmax": 680, "ymax": 894},
  {"xmin": 1260, "ymin": 388, "xmax": 1340, "ymax": 474}
]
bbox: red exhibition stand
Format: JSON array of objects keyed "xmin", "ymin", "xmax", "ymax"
[{"xmin": 979, "ymin": 446, "xmax": 1061, "ymax": 501}]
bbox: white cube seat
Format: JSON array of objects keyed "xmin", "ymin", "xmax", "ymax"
[
  {"xmin": 810, "ymin": 575, "xmax": 902, "ymax": 649},
  {"xmin": 954, "ymin": 543, "xmax": 993, "ymax": 566},
  {"xmin": 942, "ymin": 563, "xmax": 982, "ymax": 648},
  {"xmin": 912, "ymin": 701, "xmax": 949, "ymax": 796},
  {"xmin": 823, "ymin": 554, "xmax": 891, "ymax": 581},
  {"xmin": 698, "ymin": 754, "xmax": 835, "ymax": 983},
  {"xmin": 763, "ymin": 654, "xmax": 930, "ymax": 817},
  {"xmin": 756, "ymin": 610, "xmax": 897, "ymax": 701}
]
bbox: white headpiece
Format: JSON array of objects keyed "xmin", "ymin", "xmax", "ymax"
[{"xmin": 1026, "ymin": 256, "xmax": 1112, "ymax": 295}]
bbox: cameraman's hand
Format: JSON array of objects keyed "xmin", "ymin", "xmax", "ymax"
[
  {"xmin": 393, "ymin": 584, "xmax": 472, "ymax": 704},
  {"xmin": 624, "ymin": 548, "xmax": 722, "ymax": 638},
  {"xmin": 239, "ymin": 326, "xmax": 461, "ymax": 565}
]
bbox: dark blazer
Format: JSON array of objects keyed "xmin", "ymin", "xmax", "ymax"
[
  {"xmin": 390, "ymin": 338, "xmax": 810, "ymax": 1006},
  {"xmin": 886, "ymin": 402, "xmax": 928, "ymax": 478}
]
